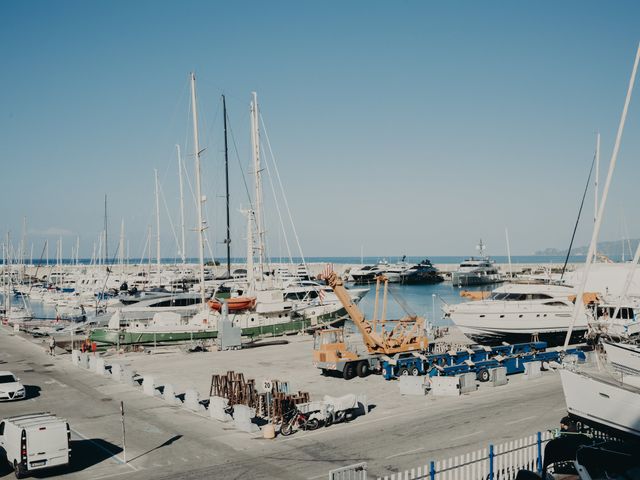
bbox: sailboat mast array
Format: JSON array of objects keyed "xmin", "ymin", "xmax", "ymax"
[
  {"xmin": 176, "ymin": 144, "xmax": 187, "ymax": 264},
  {"xmin": 250, "ymin": 92, "xmax": 266, "ymax": 278},
  {"xmin": 190, "ymin": 72, "xmax": 207, "ymax": 308}
]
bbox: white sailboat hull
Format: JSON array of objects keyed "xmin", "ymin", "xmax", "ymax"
[
  {"xmin": 560, "ymin": 368, "xmax": 640, "ymax": 438},
  {"xmin": 603, "ymin": 340, "xmax": 640, "ymax": 377}
]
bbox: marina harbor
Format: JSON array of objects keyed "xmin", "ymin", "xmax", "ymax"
[{"xmin": 3, "ymin": 3, "xmax": 640, "ymax": 479}]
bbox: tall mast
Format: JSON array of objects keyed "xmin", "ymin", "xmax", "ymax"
[
  {"xmin": 594, "ymin": 132, "xmax": 600, "ymax": 225},
  {"xmin": 75, "ymin": 235, "xmax": 80, "ymax": 265},
  {"xmin": 223, "ymin": 95, "xmax": 231, "ymax": 277},
  {"xmin": 119, "ymin": 219, "xmax": 125, "ymax": 270},
  {"xmin": 190, "ymin": 72, "xmax": 207, "ymax": 308},
  {"xmin": 154, "ymin": 168, "xmax": 161, "ymax": 283},
  {"xmin": 250, "ymin": 92, "xmax": 265, "ymax": 277},
  {"xmin": 104, "ymin": 194, "xmax": 108, "ymax": 264},
  {"xmin": 176, "ymin": 144, "xmax": 186, "ymax": 264},
  {"xmin": 563, "ymin": 42, "xmax": 640, "ymax": 349}
]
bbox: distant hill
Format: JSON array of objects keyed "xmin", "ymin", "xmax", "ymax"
[{"xmin": 535, "ymin": 239, "xmax": 640, "ymax": 258}]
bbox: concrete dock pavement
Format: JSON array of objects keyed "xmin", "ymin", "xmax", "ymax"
[{"xmin": 0, "ymin": 326, "xmax": 570, "ymax": 479}]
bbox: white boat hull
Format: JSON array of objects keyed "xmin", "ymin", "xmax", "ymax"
[
  {"xmin": 603, "ymin": 340, "xmax": 640, "ymax": 377},
  {"xmin": 560, "ymin": 368, "xmax": 640, "ymax": 438}
]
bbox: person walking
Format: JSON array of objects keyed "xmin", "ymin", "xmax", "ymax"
[{"xmin": 49, "ymin": 336, "xmax": 56, "ymax": 356}]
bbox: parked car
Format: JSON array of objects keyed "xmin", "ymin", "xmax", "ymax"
[
  {"xmin": 0, "ymin": 372, "xmax": 25, "ymax": 402},
  {"xmin": 0, "ymin": 413, "xmax": 70, "ymax": 478}
]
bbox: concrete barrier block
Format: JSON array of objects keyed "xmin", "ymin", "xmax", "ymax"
[
  {"xmin": 459, "ymin": 372, "xmax": 477, "ymax": 394},
  {"xmin": 235, "ymin": 419, "xmax": 260, "ymax": 433},
  {"xmin": 120, "ymin": 368, "xmax": 136, "ymax": 386},
  {"xmin": 233, "ymin": 405, "xmax": 258, "ymax": 433},
  {"xmin": 143, "ymin": 375, "xmax": 157, "ymax": 396},
  {"xmin": 232, "ymin": 404, "xmax": 255, "ymax": 421},
  {"xmin": 209, "ymin": 396, "xmax": 233, "ymax": 422},
  {"xmin": 163, "ymin": 384, "xmax": 180, "ymax": 405},
  {"xmin": 79, "ymin": 352, "xmax": 90, "ymax": 369},
  {"xmin": 95, "ymin": 358, "xmax": 106, "ymax": 376},
  {"xmin": 110, "ymin": 363, "xmax": 122, "ymax": 381},
  {"xmin": 71, "ymin": 350, "xmax": 81, "ymax": 366},
  {"xmin": 490, "ymin": 367, "xmax": 508, "ymax": 386},
  {"xmin": 524, "ymin": 361, "xmax": 542, "ymax": 380},
  {"xmin": 184, "ymin": 388, "xmax": 204, "ymax": 412},
  {"xmin": 430, "ymin": 376, "xmax": 460, "ymax": 396},
  {"xmin": 399, "ymin": 376, "xmax": 428, "ymax": 396},
  {"xmin": 88, "ymin": 355, "xmax": 97, "ymax": 371}
]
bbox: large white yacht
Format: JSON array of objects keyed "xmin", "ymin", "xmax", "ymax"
[
  {"xmin": 443, "ymin": 283, "xmax": 584, "ymax": 345},
  {"xmin": 451, "ymin": 241, "xmax": 503, "ymax": 287}
]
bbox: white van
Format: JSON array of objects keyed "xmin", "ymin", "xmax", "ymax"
[{"xmin": 0, "ymin": 413, "xmax": 70, "ymax": 478}]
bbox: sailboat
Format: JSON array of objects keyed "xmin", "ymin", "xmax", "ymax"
[
  {"xmin": 560, "ymin": 43, "xmax": 640, "ymax": 439},
  {"xmin": 91, "ymin": 81, "xmax": 361, "ymax": 346}
]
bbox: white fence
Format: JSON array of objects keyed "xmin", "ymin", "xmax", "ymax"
[{"xmin": 377, "ymin": 431, "xmax": 552, "ymax": 480}]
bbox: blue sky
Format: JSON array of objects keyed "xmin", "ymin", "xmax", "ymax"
[{"xmin": 2, "ymin": 1, "xmax": 640, "ymax": 260}]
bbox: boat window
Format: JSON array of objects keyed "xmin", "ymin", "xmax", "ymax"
[
  {"xmin": 150, "ymin": 300, "xmax": 172, "ymax": 308},
  {"xmin": 543, "ymin": 301, "xmax": 568, "ymax": 307}
]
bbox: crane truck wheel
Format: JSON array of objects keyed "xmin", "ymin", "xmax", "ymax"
[
  {"xmin": 343, "ymin": 363, "xmax": 356, "ymax": 380},
  {"xmin": 356, "ymin": 361, "xmax": 370, "ymax": 378},
  {"xmin": 398, "ymin": 367, "xmax": 410, "ymax": 376},
  {"xmin": 410, "ymin": 366, "xmax": 420, "ymax": 376}
]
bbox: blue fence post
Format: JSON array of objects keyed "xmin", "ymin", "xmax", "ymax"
[
  {"xmin": 430, "ymin": 460, "xmax": 436, "ymax": 480},
  {"xmin": 489, "ymin": 444, "xmax": 494, "ymax": 480},
  {"xmin": 536, "ymin": 431, "xmax": 543, "ymax": 473}
]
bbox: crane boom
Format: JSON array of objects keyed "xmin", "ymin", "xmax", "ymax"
[{"xmin": 322, "ymin": 270, "xmax": 428, "ymax": 354}]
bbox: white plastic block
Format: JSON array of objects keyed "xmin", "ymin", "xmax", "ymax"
[
  {"xmin": 399, "ymin": 376, "xmax": 428, "ymax": 396},
  {"xmin": 430, "ymin": 376, "xmax": 460, "ymax": 396},
  {"xmin": 110, "ymin": 363, "xmax": 122, "ymax": 381},
  {"xmin": 71, "ymin": 350, "xmax": 81, "ymax": 366},
  {"xmin": 120, "ymin": 368, "xmax": 135, "ymax": 386},
  {"xmin": 209, "ymin": 396, "xmax": 233, "ymax": 422},
  {"xmin": 88, "ymin": 355, "xmax": 97, "ymax": 371},
  {"xmin": 184, "ymin": 388, "xmax": 204, "ymax": 412},
  {"xmin": 79, "ymin": 352, "xmax": 90, "ymax": 369},
  {"xmin": 163, "ymin": 384, "xmax": 180, "ymax": 405},
  {"xmin": 524, "ymin": 361, "xmax": 542, "ymax": 380},
  {"xmin": 143, "ymin": 375, "xmax": 157, "ymax": 396},
  {"xmin": 459, "ymin": 372, "xmax": 477, "ymax": 393},
  {"xmin": 95, "ymin": 358, "xmax": 106, "ymax": 376},
  {"xmin": 490, "ymin": 367, "xmax": 508, "ymax": 386}
]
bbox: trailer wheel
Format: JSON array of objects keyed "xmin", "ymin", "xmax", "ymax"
[
  {"xmin": 356, "ymin": 361, "xmax": 370, "ymax": 378},
  {"xmin": 343, "ymin": 363, "xmax": 356, "ymax": 380},
  {"xmin": 477, "ymin": 368, "xmax": 490, "ymax": 382}
]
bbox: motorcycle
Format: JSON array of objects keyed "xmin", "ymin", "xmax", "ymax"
[{"xmin": 280, "ymin": 406, "xmax": 321, "ymax": 436}]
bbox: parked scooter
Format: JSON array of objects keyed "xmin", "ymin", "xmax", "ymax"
[{"xmin": 280, "ymin": 406, "xmax": 321, "ymax": 436}]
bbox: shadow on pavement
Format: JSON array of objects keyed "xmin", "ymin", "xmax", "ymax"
[
  {"xmin": 24, "ymin": 385, "xmax": 41, "ymax": 400},
  {"xmin": 128, "ymin": 434, "xmax": 183, "ymax": 463},
  {"xmin": 28, "ymin": 438, "xmax": 123, "ymax": 478}
]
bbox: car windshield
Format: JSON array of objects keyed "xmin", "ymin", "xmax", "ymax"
[{"xmin": 0, "ymin": 375, "xmax": 17, "ymax": 383}]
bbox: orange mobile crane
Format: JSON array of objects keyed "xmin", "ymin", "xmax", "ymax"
[{"xmin": 313, "ymin": 269, "xmax": 430, "ymax": 379}]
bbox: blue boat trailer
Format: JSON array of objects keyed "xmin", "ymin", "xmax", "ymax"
[{"xmin": 381, "ymin": 342, "xmax": 585, "ymax": 381}]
